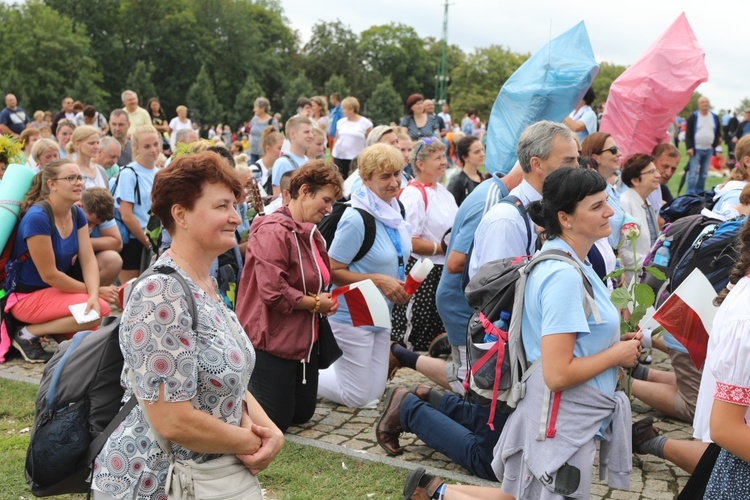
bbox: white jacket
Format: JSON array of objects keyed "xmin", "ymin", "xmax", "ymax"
[{"xmin": 619, "ymin": 188, "xmax": 656, "ymax": 282}]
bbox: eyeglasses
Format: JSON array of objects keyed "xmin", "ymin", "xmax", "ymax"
[
  {"xmin": 414, "ymin": 137, "xmax": 437, "ymax": 158},
  {"xmin": 597, "ymin": 146, "xmax": 619, "ymax": 155},
  {"xmin": 54, "ymin": 175, "xmax": 85, "ymax": 184},
  {"xmin": 639, "ymin": 169, "xmax": 658, "ymax": 177}
]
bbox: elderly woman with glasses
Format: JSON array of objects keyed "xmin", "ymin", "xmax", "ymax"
[
  {"xmin": 620, "ymin": 153, "xmax": 662, "ymax": 281},
  {"xmin": 391, "ymin": 138, "xmax": 457, "ymax": 352},
  {"xmin": 3, "ymin": 159, "xmax": 114, "ymax": 364}
]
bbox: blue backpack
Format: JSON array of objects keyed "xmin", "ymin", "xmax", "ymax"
[{"xmin": 669, "ymin": 216, "xmax": 746, "ymax": 296}]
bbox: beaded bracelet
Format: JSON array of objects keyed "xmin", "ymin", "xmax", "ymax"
[{"xmin": 309, "ymin": 292, "xmax": 321, "ymax": 314}]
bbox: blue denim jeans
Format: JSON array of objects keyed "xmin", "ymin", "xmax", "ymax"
[
  {"xmin": 686, "ymin": 148, "xmax": 713, "ymax": 194},
  {"xmin": 400, "ymin": 393, "xmax": 508, "ymax": 481}
]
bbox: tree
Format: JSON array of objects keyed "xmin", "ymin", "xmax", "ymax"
[
  {"xmin": 366, "ymin": 78, "xmax": 402, "ymax": 126},
  {"xmin": 125, "ymin": 61, "xmax": 157, "ymax": 105},
  {"xmin": 734, "ymin": 98, "xmax": 750, "ymax": 115},
  {"xmin": 0, "ymin": 1, "xmax": 105, "ymax": 112},
  {"xmin": 302, "ymin": 21, "xmax": 362, "ymax": 95},
  {"xmin": 359, "ymin": 23, "xmax": 433, "ymax": 101},
  {"xmin": 448, "ymin": 45, "xmax": 528, "ymax": 121},
  {"xmin": 186, "ymin": 65, "xmax": 224, "ymax": 126},
  {"xmin": 324, "ymin": 75, "xmax": 351, "ymax": 100},
  {"xmin": 282, "ymin": 73, "xmax": 314, "ymax": 119},
  {"xmin": 591, "ymin": 61, "xmax": 627, "ymax": 108},
  {"xmin": 231, "ymin": 74, "xmax": 264, "ymax": 129}
]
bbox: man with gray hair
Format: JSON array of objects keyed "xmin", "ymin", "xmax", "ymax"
[
  {"xmin": 96, "ymin": 136, "xmax": 123, "ymax": 180},
  {"xmin": 163, "ymin": 127, "xmax": 200, "ymax": 168},
  {"xmin": 121, "ymin": 90, "xmax": 151, "ymax": 135},
  {"xmin": 174, "ymin": 127, "xmax": 199, "ymax": 147},
  {"xmin": 109, "ymin": 109, "xmax": 132, "ymax": 166},
  {"xmin": 468, "ymin": 120, "xmax": 578, "ymax": 277}
]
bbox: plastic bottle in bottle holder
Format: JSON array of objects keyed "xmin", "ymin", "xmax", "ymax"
[
  {"xmin": 653, "ymin": 241, "xmax": 671, "ymax": 267},
  {"xmin": 483, "ymin": 311, "xmax": 510, "ymax": 343}
]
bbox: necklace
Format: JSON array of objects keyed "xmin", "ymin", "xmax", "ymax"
[{"xmin": 168, "ymin": 247, "xmax": 218, "ymax": 301}]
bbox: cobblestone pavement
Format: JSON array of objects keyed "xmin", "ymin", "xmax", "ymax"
[{"xmin": 1, "ymin": 345, "xmax": 690, "ymax": 499}]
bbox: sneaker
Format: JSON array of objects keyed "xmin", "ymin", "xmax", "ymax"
[
  {"xmin": 12, "ymin": 332, "xmax": 52, "ymax": 363},
  {"xmin": 427, "ymin": 332, "xmax": 450, "ymax": 358}
]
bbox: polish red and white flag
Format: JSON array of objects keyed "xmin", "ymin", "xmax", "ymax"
[
  {"xmin": 652, "ymin": 269, "xmax": 718, "ymax": 369},
  {"xmin": 331, "ymin": 279, "xmax": 391, "ymax": 329}
]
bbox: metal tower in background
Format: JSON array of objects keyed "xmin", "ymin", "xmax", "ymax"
[{"xmin": 435, "ymin": 0, "xmax": 451, "ymax": 105}]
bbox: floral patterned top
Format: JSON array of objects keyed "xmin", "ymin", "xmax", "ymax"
[{"xmin": 92, "ymin": 255, "xmax": 255, "ymax": 499}]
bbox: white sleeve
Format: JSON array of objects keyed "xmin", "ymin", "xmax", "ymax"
[
  {"xmin": 709, "ymin": 317, "xmax": 750, "ymax": 406},
  {"xmin": 399, "ymin": 187, "xmax": 426, "ymax": 238}
]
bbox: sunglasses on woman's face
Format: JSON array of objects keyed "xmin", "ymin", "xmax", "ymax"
[{"xmin": 598, "ymin": 146, "xmax": 619, "ymax": 155}]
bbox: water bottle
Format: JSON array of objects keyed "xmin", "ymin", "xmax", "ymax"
[
  {"xmin": 653, "ymin": 241, "xmax": 671, "ymax": 267},
  {"xmin": 484, "ymin": 311, "xmax": 510, "ymax": 343}
]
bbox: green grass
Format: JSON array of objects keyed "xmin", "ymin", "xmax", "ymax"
[{"xmin": 0, "ymin": 378, "xmax": 406, "ymax": 499}]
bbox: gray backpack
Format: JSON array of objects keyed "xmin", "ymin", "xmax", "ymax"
[
  {"xmin": 25, "ymin": 265, "xmax": 197, "ymax": 497},
  {"xmin": 464, "ymin": 249, "xmax": 601, "ymax": 427}
]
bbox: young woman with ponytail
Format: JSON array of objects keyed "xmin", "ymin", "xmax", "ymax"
[{"xmin": 6, "ymin": 159, "xmax": 115, "ymax": 363}]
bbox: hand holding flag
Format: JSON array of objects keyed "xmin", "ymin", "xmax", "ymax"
[{"xmin": 331, "ymin": 279, "xmax": 391, "ymax": 329}]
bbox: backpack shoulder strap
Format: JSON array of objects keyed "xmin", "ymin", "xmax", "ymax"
[
  {"xmin": 499, "ymin": 195, "xmax": 532, "ymax": 256},
  {"xmin": 111, "ymin": 164, "xmax": 142, "ymax": 205},
  {"xmin": 83, "ymin": 265, "xmax": 197, "ymax": 466},
  {"xmin": 352, "ymin": 207, "xmax": 377, "ymax": 263},
  {"xmin": 280, "ymin": 153, "xmax": 299, "ymax": 170},
  {"xmin": 524, "ymin": 249, "xmax": 601, "ymax": 324},
  {"xmin": 405, "ymin": 180, "xmax": 429, "ymax": 210},
  {"xmin": 35, "ymin": 201, "xmax": 56, "ymax": 238},
  {"xmin": 397, "ymin": 199, "xmax": 406, "ymax": 220}
]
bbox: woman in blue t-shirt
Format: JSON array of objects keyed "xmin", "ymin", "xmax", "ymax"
[
  {"xmin": 113, "ymin": 124, "xmax": 160, "ymax": 283},
  {"xmin": 492, "ymin": 167, "xmax": 643, "ymax": 499},
  {"xmin": 6, "ymin": 159, "xmax": 113, "ymax": 363},
  {"xmin": 317, "ymin": 144, "xmax": 411, "ymax": 408}
]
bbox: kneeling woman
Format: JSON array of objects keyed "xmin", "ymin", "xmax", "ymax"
[
  {"xmin": 493, "ymin": 167, "xmax": 642, "ymax": 499},
  {"xmin": 6, "ymin": 159, "xmax": 113, "ymax": 363},
  {"xmin": 318, "ymin": 143, "xmax": 411, "ymax": 408},
  {"xmin": 236, "ymin": 161, "xmax": 343, "ymax": 432}
]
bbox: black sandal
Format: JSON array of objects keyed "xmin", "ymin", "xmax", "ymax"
[{"xmin": 403, "ymin": 467, "xmax": 444, "ymax": 500}]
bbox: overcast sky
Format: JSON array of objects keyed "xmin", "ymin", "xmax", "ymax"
[{"xmin": 279, "ymin": 0, "xmax": 745, "ymax": 113}]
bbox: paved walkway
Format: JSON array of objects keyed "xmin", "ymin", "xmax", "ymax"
[{"xmin": 1, "ymin": 345, "xmax": 692, "ymax": 499}]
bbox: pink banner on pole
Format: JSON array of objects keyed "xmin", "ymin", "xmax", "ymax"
[{"xmin": 599, "ymin": 13, "xmax": 708, "ymax": 159}]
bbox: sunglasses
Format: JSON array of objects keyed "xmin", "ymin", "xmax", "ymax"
[
  {"xmin": 415, "ymin": 137, "xmax": 437, "ymax": 157},
  {"xmin": 598, "ymin": 146, "xmax": 619, "ymax": 155}
]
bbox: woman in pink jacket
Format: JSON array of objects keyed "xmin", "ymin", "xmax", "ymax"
[{"xmin": 235, "ymin": 161, "xmax": 343, "ymax": 431}]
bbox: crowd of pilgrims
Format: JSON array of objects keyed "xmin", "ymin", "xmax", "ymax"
[{"xmin": 0, "ymin": 86, "xmax": 748, "ymax": 499}]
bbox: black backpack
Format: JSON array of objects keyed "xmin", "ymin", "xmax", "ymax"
[
  {"xmin": 317, "ymin": 200, "xmax": 406, "ymax": 263},
  {"xmin": 659, "ymin": 191, "xmax": 715, "ymax": 223},
  {"xmin": 25, "ymin": 265, "xmax": 197, "ymax": 497},
  {"xmin": 640, "ymin": 214, "xmax": 725, "ymax": 307},
  {"xmin": 669, "ymin": 216, "xmax": 746, "ymax": 297}
]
